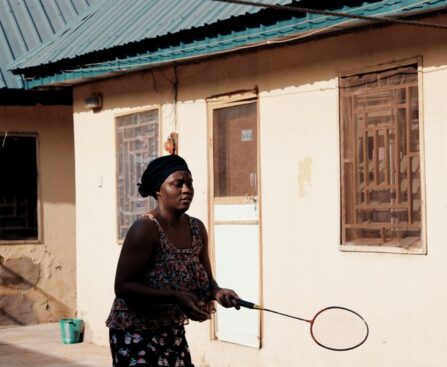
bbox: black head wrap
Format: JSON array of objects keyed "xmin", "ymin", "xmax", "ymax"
[{"xmin": 138, "ymin": 155, "xmax": 191, "ymax": 198}]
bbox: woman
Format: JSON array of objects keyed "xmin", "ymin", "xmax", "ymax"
[{"xmin": 106, "ymin": 154, "xmax": 240, "ymax": 367}]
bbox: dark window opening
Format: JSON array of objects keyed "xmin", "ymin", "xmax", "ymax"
[{"xmin": 0, "ymin": 135, "xmax": 38, "ymax": 241}]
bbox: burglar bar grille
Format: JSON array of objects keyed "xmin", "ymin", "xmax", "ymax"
[
  {"xmin": 116, "ymin": 110, "xmax": 159, "ymax": 241},
  {"xmin": 340, "ymin": 64, "xmax": 421, "ymax": 248}
]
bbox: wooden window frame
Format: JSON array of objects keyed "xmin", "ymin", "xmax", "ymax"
[
  {"xmin": 0, "ymin": 132, "xmax": 41, "ymax": 245},
  {"xmin": 339, "ymin": 58, "xmax": 427, "ymax": 255},
  {"xmin": 115, "ymin": 108, "xmax": 161, "ymax": 244}
]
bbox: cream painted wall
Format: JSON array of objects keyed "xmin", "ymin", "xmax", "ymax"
[
  {"xmin": 74, "ymin": 17, "xmax": 447, "ymax": 366},
  {"xmin": 0, "ymin": 105, "xmax": 77, "ymax": 324},
  {"xmin": 72, "ymin": 72, "xmax": 178, "ymax": 344}
]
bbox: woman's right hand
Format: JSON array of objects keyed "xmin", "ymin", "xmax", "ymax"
[{"xmin": 176, "ymin": 291, "xmax": 211, "ymax": 322}]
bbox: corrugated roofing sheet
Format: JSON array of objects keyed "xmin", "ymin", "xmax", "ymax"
[
  {"xmin": 9, "ymin": 0, "xmax": 295, "ymax": 71},
  {"xmin": 9, "ymin": 0, "xmax": 447, "ymax": 89},
  {"xmin": 0, "ymin": 0, "xmax": 99, "ymax": 89}
]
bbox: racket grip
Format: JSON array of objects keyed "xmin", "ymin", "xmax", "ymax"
[{"xmin": 237, "ymin": 299, "xmax": 258, "ymax": 309}]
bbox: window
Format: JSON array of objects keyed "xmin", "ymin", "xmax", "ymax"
[
  {"xmin": 116, "ymin": 110, "xmax": 159, "ymax": 241},
  {"xmin": 340, "ymin": 64, "xmax": 423, "ymax": 252},
  {"xmin": 213, "ymin": 102, "xmax": 258, "ymax": 198},
  {"xmin": 0, "ymin": 134, "xmax": 39, "ymax": 242}
]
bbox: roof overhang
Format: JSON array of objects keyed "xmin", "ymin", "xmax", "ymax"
[{"xmin": 13, "ymin": 1, "xmax": 447, "ymax": 89}]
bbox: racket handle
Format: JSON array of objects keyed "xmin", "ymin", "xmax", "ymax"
[{"xmin": 237, "ymin": 299, "xmax": 260, "ymax": 309}]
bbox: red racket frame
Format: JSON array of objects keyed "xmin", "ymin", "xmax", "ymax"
[{"xmin": 237, "ymin": 299, "xmax": 369, "ymax": 351}]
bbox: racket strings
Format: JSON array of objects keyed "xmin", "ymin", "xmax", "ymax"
[{"xmin": 310, "ymin": 307, "xmax": 368, "ymax": 351}]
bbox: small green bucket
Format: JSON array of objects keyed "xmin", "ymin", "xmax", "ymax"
[{"xmin": 59, "ymin": 318, "xmax": 84, "ymax": 344}]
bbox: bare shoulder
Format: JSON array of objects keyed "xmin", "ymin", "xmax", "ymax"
[{"xmin": 123, "ymin": 215, "xmax": 159, "ymax": 249}]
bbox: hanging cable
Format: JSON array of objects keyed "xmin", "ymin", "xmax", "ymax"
[
  {"xmin": 212, "ymin": 0, "xmax": 447, "ymax": 30},
  {"xmin": 173, "ymin": 65, "xmax": 178, "ymax": 131}
]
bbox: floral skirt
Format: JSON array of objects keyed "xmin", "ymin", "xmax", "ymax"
[{"xmin": 109, "ymin": 325, "xmax": 195, "ymax": 367}]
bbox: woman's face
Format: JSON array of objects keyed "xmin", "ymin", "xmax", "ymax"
[{"xmin": 157, "ymin": 170, "xmax": 194, "ymax": 211}]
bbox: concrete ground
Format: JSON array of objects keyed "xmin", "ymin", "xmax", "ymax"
[{"xmin": 0, "ymin": 323, "xmax": 111, "ymax": 367}]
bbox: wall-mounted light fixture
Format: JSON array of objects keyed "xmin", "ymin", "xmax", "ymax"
[{"xmin": 84, "ymin": 93, "xmax": 102, "ymax": 111}]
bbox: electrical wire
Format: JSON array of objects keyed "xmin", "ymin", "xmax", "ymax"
[{"xmin": 213, "ymin": 0, "xmax": 447, "ymax": 29}]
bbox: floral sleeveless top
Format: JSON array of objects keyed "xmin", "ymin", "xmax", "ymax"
[{"xmin": 105, "ymin": 214, "xmax": 213, "ymax": 331}]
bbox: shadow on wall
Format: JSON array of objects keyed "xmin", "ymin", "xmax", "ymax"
[
  {"xmin": 0, "ymin": 258, "xmax": 72, "ymax": 326},
  {"xmin": 0, "ymin": 308, "xmax": 27, "ymax": 325}
]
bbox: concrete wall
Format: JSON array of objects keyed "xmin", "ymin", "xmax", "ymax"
[
  {"xmin": 73, "ymin": 17, "xmax": 447, "ymax": 366},
  {"xmin": 0, "ymin": 105, "xmax": 77, "ymax": 325}
]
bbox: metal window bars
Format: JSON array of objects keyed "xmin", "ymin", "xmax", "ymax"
[{"xmin": 340, "ymin": 65, "xmax": 421, "ymax": 247}]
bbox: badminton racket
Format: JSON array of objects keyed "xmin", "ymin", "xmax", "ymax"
[{"xmin": 237, "ymin": 299, "xmax": 369, "ymax": 351}]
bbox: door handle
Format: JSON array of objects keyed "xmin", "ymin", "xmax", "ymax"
[{"xmin": 245, "ymin": 194, "xmax": 258, "ymax": 210}]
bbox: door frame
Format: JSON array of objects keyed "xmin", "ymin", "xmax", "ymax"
[{"xmin": 206, "ymin": 89, "xmax": 264, "ymax": 345}]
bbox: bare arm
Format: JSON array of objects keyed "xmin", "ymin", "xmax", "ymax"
[
  {"xmin": 114, "ymin": 217, "xmax": 210, "ymax": 321},
  {"xmin": 115, "ymin": 217, "xmax": 173, "ymax": 302},
  {"xmin": 197, "ymin": 220, "xmax": 240, "ymax": 309}
]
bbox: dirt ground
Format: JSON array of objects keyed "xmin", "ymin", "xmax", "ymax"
[{"xmin": 0, "ymin": 323, "xmax": 111, "ymax": 367}]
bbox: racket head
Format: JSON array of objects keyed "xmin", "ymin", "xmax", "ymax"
[{"xmin": 309, "ymin": 306, "xmax": 369, "ymax": 351}]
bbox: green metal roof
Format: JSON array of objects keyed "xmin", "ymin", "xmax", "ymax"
[
  {"xmin": 10, "ymin": 0, "xmax": 294, "ymax": 71},
  {"xmin": 0, "ymin": 0, "xmax": 99, "ymax": 89},
  {"xmin": 10, "ymin": 0, "xmax": 447, "ymax": 89}
]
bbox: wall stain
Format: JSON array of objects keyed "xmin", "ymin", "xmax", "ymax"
[
  {"xmin": 297, "ymin": 157, "xmax": 312, "ymax": 197},
  {"xmin": 0, "ymin": 295, "xmax": 38, "ymax": 325},
  {"xmin": 0, "ymin": 257, "xmax": 40, "ymax": 289},
  {"xmin": 0, "ymin": 256, "xmax": 71, "ymax": 325}
]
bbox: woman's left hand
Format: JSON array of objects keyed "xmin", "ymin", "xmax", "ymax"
[{"xmin": 213, "ymin": 287, "xmax": 240, "ymax": 309}]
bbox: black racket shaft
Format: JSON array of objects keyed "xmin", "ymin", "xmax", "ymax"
[{"xmin": 237, "ymin": 299, "xmax": 310, "ymax": 323}]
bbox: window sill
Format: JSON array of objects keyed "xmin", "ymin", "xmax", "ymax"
[
  {"xmin": 0, "ymin": 239, "xmax": 41, "ymax": 245},
  {"xmin": 340, "ymin": 242, "xmax": 426, "ymax": 255}
]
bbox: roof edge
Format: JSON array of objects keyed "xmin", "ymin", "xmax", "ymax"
[{"xmin": 19, "ymin": 2, "xmax": 447, "ymax": 89}]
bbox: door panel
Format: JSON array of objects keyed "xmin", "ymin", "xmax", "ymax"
[
  {"xmin": 214, "ymin": 203, "xmax": 258, "ymax": 222},
  {"xmin": 214, "ymin": 224, "xmax": 260, "ymax": 347}
]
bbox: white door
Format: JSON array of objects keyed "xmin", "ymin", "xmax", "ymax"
[{"xmin": 208, "ymin": 94, "xmax": 261, "ymax": 348}]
